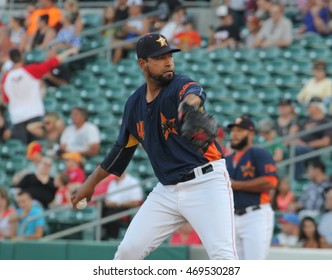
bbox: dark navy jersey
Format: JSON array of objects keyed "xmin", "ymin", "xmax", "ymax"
[
  {"xmin": 101, "ymin": 74, "xmax": 223, "ymax": 185},
  {"xmin": 225, "ymin": 146, "xmax": 278, "ymax": 209}
]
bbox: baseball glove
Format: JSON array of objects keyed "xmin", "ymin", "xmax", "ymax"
[{"xmin": 178, "ymin": 102, "xmax": 218, "ymax": 154}]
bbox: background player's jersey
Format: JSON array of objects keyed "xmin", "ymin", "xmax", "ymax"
[
  {"xmin": 226, "ymin": 146, "xmax": 277, "ymax": 209},
  {"xmin": 101, "ymin": 74, "xmax": 222, "ymax": 185}
]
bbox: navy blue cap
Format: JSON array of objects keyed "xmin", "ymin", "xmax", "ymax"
[
  {"xmin": 136, "ymin": 33, "xmax": 181, "ymax": 59},
  {"xmin": 227, "ymin": 116, "xmax": 255, "ymax": 131}
]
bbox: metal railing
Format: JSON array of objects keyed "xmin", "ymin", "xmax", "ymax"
[{"xmin": 20, "ymin": 177, "xmax": 156, "ymax": 241}]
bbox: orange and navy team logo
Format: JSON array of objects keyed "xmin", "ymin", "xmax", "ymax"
[
  {"xmin": 161, "ymin": 113, "xmax": 178, "ymax": 140},
  {"xmin": 240, "ymin": 161, "xmax": 255, "ymax": 178},
  {"xmin": 156, "ymin": 35, "xmax": 167, "ymax": 47},
  {"xmin": 136, "ymin": 121, "xmax": 145, "ymax": 140}
]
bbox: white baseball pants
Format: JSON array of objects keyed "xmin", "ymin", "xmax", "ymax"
[
  {"xmin": 114, "ymin": 159, "xmax": 238, "ymax": 260},
  {"xmin": 235, "ymin": 204, "xmax": 274, "ymax": 260}
]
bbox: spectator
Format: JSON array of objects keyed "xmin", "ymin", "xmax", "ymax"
[
  {"xmin": 297, "ymin": 0, "xmax": 329, "ymax": 35},
  {"xmin": 155, "ymin": 0, "xmax": 183, "ymax": 22},
  {"xmin": 297, "ymin": 61, "xmax": 332, "ymax": 104},
  {"xmin": 10, "ymin": 190, "xmax": 45, "ymax": 240},
  {"xmin": 27, "ymin": 112, "xmax": 65, "ymax": 157},
  {"xmin": 26, "ymin": 14, "xmax": 56, "ymax": 52},
  {"xmin": 50, "ymin": 172, "xmax": 71, "ymax": 207},
  {"xmin": 272, "ymin": 212, "xmax": 300, "ymax": 247},
  {"xmin": 63, "ymin": 0, "xmax": 83, "ymax": 34},
  {"xmin": 0, "ymin": 187, "xmax": 16, "ymax": 239},
  {"xmin": 207, "ymin": 5, "xmax": 240, "ymax": 51},
  {"xmin": 170, "ymin": 222, "xmax": 202, "ymax": 245},
  {"xmin": 159, "ymin": 6, "xmax": 186, "ymax": 45},
  {"xmin": 298, "ymin": 216, "xmax": 329, "ymax": 248},
  {"xmin": 258, "ymin": 118, "xmax": 284, "ymax": 162},
  {"xmin": 114, "ymin": 0, "xmax": 129, "ymax": 23},
  {"xmin": 272, "ymin": 177, "xmax": 295, "ymax": 212},
  {"xmin": 172, "ymin": 18, "xmax": 201, "ymax": 51},
  {"xmin": 42, "ymin": 63, "xmax": 72, "ymax": 87},
  {"xmin": 1, "ymin": 47, "xmax": 78, "ymax": 144},
  {"xmin": 8, "ymin": 15, "xmax": 27, "ymax": 52},
  {"xmin": 54, "ymin": 11, "xmax": 81, "ymax": 50},
  {"xmin": 228, "ymin": 0, "xmax": 247, "ymax": 28},
  {"xmin": 275, "ymin": 98, "xmax": 299, "ymax": 138},
  {"xmin": 318, "ymin": 188, "xmax": 332, "ymax": 245},
  {"xmin": 16, "ymin": 156, "xmax": 56, "ymax": 209},
  {"xmin": 252, "ymin": 4, "xmax": 293, "ymax": 48},
  {"xmin": 102, "ymin": 172, "xmax": 144, "ymax": 240},
  {"xmin": 0, "ymin": 104, "xmax": 11, "ymax": 143},
  {"xmin": 297, "ymin": 159, "xmax": 332, "ymax": 215},
  {"xmin": 27, "ymin": 0, "xmax": 62, "ymax": 35},
  {"xmin": 62, "ymin": 152, "xmax": 86, "ymax": 190},
  {"xmin": 241, "ymin": 15, "xmax": 261, "ymax": 47},
  {"xmin": 60, "ymin": 107, "xmax": 101, "ymax": 157},
  {"xmin": 102, "ymin": 6, "xmax": 116, "ymax": 38},
  {"xmin": 255, "ymin": 0, "xmax": 272, "ymax": 21}
]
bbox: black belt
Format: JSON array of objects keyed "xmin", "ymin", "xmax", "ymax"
[
  {"xmin": 179, "ymin": 164, "xmax": 214, "ymax": 183},
  {"xmin": 234, "ymin": 205, "xmax": 261, "ymax": 216}
]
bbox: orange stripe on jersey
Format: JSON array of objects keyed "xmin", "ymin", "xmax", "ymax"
[
  {"xmin": 125, "ymin": 134, "xmax": 139, "ymax": 148},
  {"xmin": 263, "ymin": 176, "xmax": 278, "ymax": 188},
  {"xmin": 260, "ymin": 191, "xmax": 270, "ymax": 204},
  {"xmin": 204, "ymin": 143, "xmax": 222, "ymax": 162},
  {"xmin": 178, "ymin": 82, "xmax": 198, "ymax": 101}
]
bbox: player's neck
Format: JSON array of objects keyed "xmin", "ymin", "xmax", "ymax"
[{"xmin": 146, "ymin": 83, "xmax": 161, "ymax": 103}]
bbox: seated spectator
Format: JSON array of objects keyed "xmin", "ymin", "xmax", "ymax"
[
  {"xmin": 275, "ymin": 98, "xmax": 299, "ymax": 138},
  {"xmin": 297, "ymin": 61, "xmax": 332, "ymax": 104},
  {"xmin": 102, "ymin": 5, "xmax": 116, "ymax": 38},
  {"xmin": 16, "ymin": 156, "xmax": 56, "ymax": 209},
  {"xmin": 54, "ymin": 11, "xmax": 81, "ymax": 50},
  {"xmin": 62, "ymin": 152, "xmax": 86, "ymax": 190},
  {"xmin": 173, "ymin": 18, "xmax": 201, "ymax": 51},
  {"xmin": 255, "ymin": 0, "xmax": 272, "ymax": 21},
  {"xmin": 10, "ymin": 190, "xmax": 45, "ymax": 240},
  {"xmin": 63, "ymin": 0, "xmax": 83, "ymax": 34},
  {"xmin": 27, "ymin": 112, "xmax": 65, "ymax": 157},
  {"xmin": 241, "ymin": 15, "xmax": 261, "ymax": 47},
  {"xmin": 297, "ymin": 0, "xmax": 329, "ymax": 36},
  {"xmin": 258, "ymin": 118, "xmax": 284, "ymax": 162},
  {"xmin": 272, "ymin": 212, "xmax": 300, "ymax": 247},
  {"xmin": 155, "ymin": 0, "xmax": 183, "ymax": 22},
  {"xmin": 292, "ymin": 98, "xmax": 332, "ymax": 179},
  {"xmin": 272, "ymin": 177, "xmax": 295, "ymax": 212},
  {"xmin": 0, "ymin": 187, "xmax": 16, "ymax": 239},
  {"xmin": 8, "ymin": 14, "xmax": 27, "ymax": 52},
  {"xmin": 296, "ymin": 159, "xmax": 332, "ymax": 214},
  {"xmin": 112, "ymin": 0, "xmax": 150, "ymax": 63},
  {"xmin": 102, "ymin": 172, "xmax": 144, "ymax": 240},
  {"xmin": 12, "ymin": 141, "xmax": 44, "ymax": 187},
  {"xmin": 26, "ymin": 14, "xmax": 56, "ymax": 52},
  {"xmin": 318, "ymin": 188, "xmax": 332, "ymax": 246},
  {"xmin": 159, "ymin": 6, "xmax": 186, "ymax": 45},
  {"xmin": 50, "ymin": 172, "xmax": 71, "ymax": 207},
  {"xmin": 60, "ymin": 107, "xmax": 101, "ymax": 157},
  {"xmin": 114, "ymin": 0, "xmax": 129, "ymax": 23},
  {"xmin": 298, "ymin": 216, "xmax": 329, "ymax": 248},
  {"xmin": 170, "ymin": 222, "xmax": 202, "ymax": 245},
  {"xmin": 27, "ymin": 0, "xmax": 62, "ymax": 36},
  {"xmin": 207, "ymin": 5, "xmax": 240, "ymax": 51},
  {"xmin": 253, "ymin": 3, "xmax": 293, "ymax": 48},
  {"xmin": 0, "ymin": 104, "xmax": 11, "ymax": 143}
]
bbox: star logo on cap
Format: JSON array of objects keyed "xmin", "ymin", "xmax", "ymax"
[{"xmin": 156, "ymin": 36, "xmax": 168, "ymax": 47}]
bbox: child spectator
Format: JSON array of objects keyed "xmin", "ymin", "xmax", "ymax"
[
  {"xmin": 62, "ymin": 152, "xmax": 86, "ymax": 190},
  {"xmin": 272, "ymin": 212, "xmax": 301, "ymax": 247},
  {"xmin": 63, "ymin": 0, "xmax": 83, "ymax": 34},
  {"xmin": 173, "ymin": 18, "xmax": 201, "ymax": 51},
  {"xmin": 51, "ymin": 172, "xmax": 70, "ymax": 207},
  {"xmin": 273, "ymin": 177, "xmax": 295, "ymax": 212}
]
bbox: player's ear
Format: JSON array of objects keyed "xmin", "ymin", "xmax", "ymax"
[{"xmin": 138, "ymin": 57, "xmax": 147, "ymax": 69}]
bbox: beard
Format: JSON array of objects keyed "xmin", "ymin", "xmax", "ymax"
[
  {"xmin": 146, "ymin": 66, "xmax": 174, "ymax": 86},
  {"xmin": 231, "ymin": 135, "xmax": 249, "ymax": 150}
]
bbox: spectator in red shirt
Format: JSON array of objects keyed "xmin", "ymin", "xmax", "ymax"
[
  {"xmin": 173, "ymin": 18, "xmax": 201, "ymax": 51},
  {"xmin": 62, "ymin": 152, "xmax": 86, "ymax": 191},
  {"xmin": 50, "ymin": 172, "xmax": 70, "ymax": 207}
]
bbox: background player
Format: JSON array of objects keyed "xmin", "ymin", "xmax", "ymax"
[
  {"xmin": 71, "ymin": 33, "xmax": 237, "ymax": 260},
  {"xmin": 226, "ymin": 116, "xmax": 278, "ymax": 259}
]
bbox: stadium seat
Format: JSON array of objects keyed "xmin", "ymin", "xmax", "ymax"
[
  {"xmin": 190, "ymin": 60, "xmax": 214, "ymax": 74},
  {"xmin": 0, "ymin": 139, "xmax": 25, "ymax": 159},
  {"xmin": 72, "ymin": 71, "xmax": 97, "ymax": 88},
  {"xmin": 241, "ymin": 102, "xmax": 267, "ymax": 118},
  {"xmin": 239, "ymin": 60, "xmax": 264, "ymax": 74},
  {"xmin": 44, "ymin": 96, "xmax": 58, "ymax": 112},
  {"xmin": 3, "ymin": 155, "xmax": 28, "ymax": 177},
  {"xmin": 182, "ymin": 48, "xmax": 207, "ymax": 62},
  {"xmin": 78, "ymin": 85, "xmax": 101, "ymax": 101},
  {"xmin": 86, "ymin": 98, "xmax": 110, "ymax": 115},
  {"xmin": 102, "ymin": 84, "xmax": 127, "ymax": 101},
  {"xmin": 196, "ymin": 73, "xmax": 221, "ymax": 89},
  {"xmin": 222, "ymin": 73, "xmax": 247, "ymax": 86},
  {"xmin": 230, "ymin": 85, "xmax": 256, "ymax": 103},
  {"xmin": 257, "ymin": 46, "xmax": 281, "ymax": 60},
  {"xmin": 273, "ymin": 72, "xmax": 301, "ymax": 89},
  {"xmin": 264, "ymin": 59, "xmax": 290, "ymax": 75},
  {"xmin": 247, "ymin": 72, "xmax": 273, "ymax": 87},
  {"xmin": 54, "ymin": 85, "xmax": 77, "ymax": 101},
  {"xmin": 208, "ymin": 48, "xmax": 233, "ymax": 62},
  {"xmin": 233, "ymin": 47, "xmax": 257, "ymax": 61},
  {"xmin": 116, "ymin": 59, "xmax": 139, "ymax": 75},
  {"xmin": 291, "ymin": 59, "xmax": 312, "ymax": 75},
  {"xmin": 215, "ymin": 59, "xmax": 239, "ymax": 74},
  {"xmin": 24, "ymin": 49, "xmax": 46, "ymax": 64},
  {"xmin": 206, "ymin": 86, "xmax": 231, "ymax": 102},
  {"xmin": 281, "ymin": 44, "xmax": 307, "ymax": 60},
  {"xmin": 80, "ymin": 36, "xmax": 105, "ymax": 52},
  {"xmin": 255, "ymin": 86, "xmax": 282, "ymax": 104},
  {"xmin": 85, "ymin": 59, "xmax": 113, "ymax": 76},
  {"xmin": 98, "ymin": 71, "xmax": 121, "ymax": 88},
  {"xmin": 81, "ymin": 13, "xmax": 102, "ymax": 29},
  {"xmin": 307, "ymin": 47, "xmax": 331, "ymax": 60}
]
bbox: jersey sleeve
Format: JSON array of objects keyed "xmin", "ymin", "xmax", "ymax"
[
  {"xmin": 100, "ymin": 103, "xmax": 139, "ymax": 176},
  {"xmin": 1, "ymin": 73, "xmax": 9, "ymax": 103},
  {"xmin": 253, "ymin": 147, "xmax": 278, "ymax": 177},
  {"xmin": 178, "ymin": 76, "xmax": 206, "ymax": 105},
  {"xmin": 24, "ymin": 57, "xmax": 60, "ymax": 79}
]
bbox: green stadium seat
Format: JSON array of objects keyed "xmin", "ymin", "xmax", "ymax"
[
  {"xmin": 233, "ymin": 47, "xmax": 257, "ymax": 61},
  {"xmin": 257, "ymin": 46, "xmax": 282, "ymax": 60},
  {"xmin": 116, "ymin": 59, "xmax": 139, "ymax": 75},
  {"xmin": 81, "ymin": 13, "xmax": 102, "ymax": 29},
  {"xmin": 308, "ymin": 48, "xmax": 331, "ymax": 60},
  {"xmin": 58, "ymin": 99, "xmax": 84, "ymax": 116},
  {"xmin": 222, "ymin": 73, "xmax": 247, "ymax": 86},
  {"xmin": 102, "ymin": 84, "xmax": 127, "ymax": 101},
  {"xmin": 273, "ymin": 72, "xmax": 301, "ymax": 88},
  {"xmin": 220, "ymin": 100, "xmax": 242, "ymax": 116},
  {"xmin": 86, "ymin": 98, "xmax": 110, "ymax": 115},
  {"xmin": 3, "ymin": 156, "xmax": 28, "ymax": 177},
  {"xmin": 80, "ymin": 36, "xmax": 105, "ymax": 52},
  {"xmin": 291, "ymin": 59, "xmax": 313, "ymax": 75},
  {"xmin": 240, "ymin": 60, "xmax": 264, "ymax": 74},
  {"xmin": 54, "ymin": 85, "xmax": 77, "ymax": 101},
  {"xmin": 98, "ymin": 72, "xmax": 121, "ymax": 89},
  {"xmin": 264, "ymin": 59, "xmax": 290, "ymax": 75},
  {"xmin": 230, "ymin": 85, "xmax": 256, "ymax": 102},
  {"xmin": 215, "ymin": 59, "xmax": 239, "ymax": 74},
  {"xmin": 123, "ymin": 72, "xmax": 145, "ymax": 88},
  {"xmin": 208, "ymin": 48, "xmax": 233, "ymax": 62},
  {"xmin": 0, "ymin": 169, "xmax": 10, "ymax": 187},
  {"xmin": 24, "ymin": 49, "xmax": 46, "ymax": 64},
  {"xmin": 78, "ymin": 85, "xmax": 101, "ymax": 101},
  {"xmin": 247, "ymin": 72, "xmax": 273, "ymax": 87},
  {"xmin": 44, "ymin": 96, "xmax": 58, "ymax": 112},
  {"xmin": 240, "ymin": 102, "xmax": 267, "ymax": 118},
  {"xmin": 281, "ymin": 44, "xmax": 307, "ymax": 60},
  {"xmin": 86, "ymin": 59, "xmax": 113, "ymax": 76},
  {"xmin": 72, "ymin": 71, "xmax": 97, "ymax": 88},
  {"xmin": 0, "ymin": 139, "xmax": 26, "ymax": 159},
  {"xmin": 255, "ymin": 86, "xmax": 282, "ymax": 104},
  {"xmin": 206, "ymin": 86, "xmax": 231, "ymax": 102},
  {"xmin": 196, "ymin": 73, "xmax": 221, "ymax": 89},
  {"xmin": 182, "ymin": 48, "xmax": 207, "ymax": 62},
  {"xmin": 190, "ymin": 60, "xmax": 214, "ymax": 74}
]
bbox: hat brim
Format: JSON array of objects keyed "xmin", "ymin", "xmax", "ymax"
[
  {"xmin": 227, "ymin": 123, "xmax": 249, "ymax": 130},
  {"xmin": 148, "ymin": 47, "xmax": 181, "ymax": 58}
]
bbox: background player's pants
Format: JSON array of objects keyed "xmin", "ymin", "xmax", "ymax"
[
  {"xmin": 114, "ymin": 159, "xmax": 237, "ymax": 260},
  {"xmin": 234, "ymin": 204, "xmax": 274, "ymax": 260}
]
